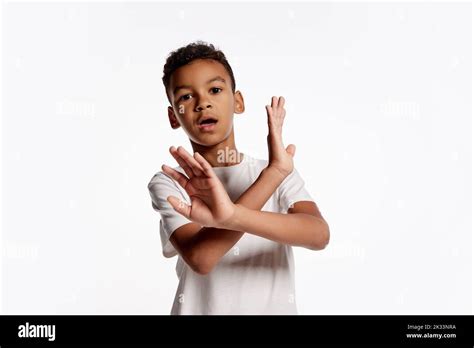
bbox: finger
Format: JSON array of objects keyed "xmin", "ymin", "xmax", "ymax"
[
  {"xmin": 167, "ymin": 196, "xmax": 191, "ymax": 219},
  {"xmin": 276, "ymin": 97, "xmax": 285, "ymax": 120},
  {"xmin": 274, "ymin": 97, "xmax": 280, "ymax": 114},
  {"xmin": 170, "ymin": 146, "xmax": 194, "ymax": 178},
  {"xmin": 273, "ymin": 96, "xmax": 281, "ymax": 118},
  {"xmin": 266, "ymin": 105, "xmax": 273, "ymax": 120},
  {"xmin": 194, "ymin": 151, "xmax": 217, "ymax": 178},
  {"xmin": 286, "ymin": 144, "xmax": 296, "ymax": 157},
  {"xmin": 277, "ymin": 96, "xmax": 285, "ymax": 109},
  {"xmin": 162, "ymin": 164, "xmax": 189, "ymax": 189},
  {"xmin": 172, "ymin": 146, "xmax": 204, "ymax": 177},
  {"xmin": 271, "ymin": 96, "xmax": 278, "ymax": 109},
  {"xmin": 177, "ymin": 146, "xmax": 204, "ymax": 176},
  {"xmin": 266, "ymin": 105, "xmax": 275, "ymax": 130}
]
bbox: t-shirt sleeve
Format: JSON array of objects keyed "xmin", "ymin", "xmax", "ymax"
[
  {"xmin": 147, "ymin": 170, "xmax": 192, "ymax": 258},
  {"xmin": 278, "ymin": 168, "xmax": 315, "ymax": 212}
]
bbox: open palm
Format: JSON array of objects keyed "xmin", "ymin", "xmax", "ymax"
[
  {"xmin": 266, "ymin": 96, "xmax": 296, "ymax": 178},
  {"xmin": 161, "ymin": 146, "xmax": 235, "ymax": 228}
]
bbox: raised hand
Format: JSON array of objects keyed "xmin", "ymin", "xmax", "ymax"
[
  {"xmin": 161, "ymin": 146, "xmax": 236, "ymax": 228},
  {"xmin": 265, "ymin": 96, "xmax": 296, "ymax": 179}
]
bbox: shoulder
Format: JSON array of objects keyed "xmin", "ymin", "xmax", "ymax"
[
  {"xmin": 281, "ymin": 167, "xmax": 306, "ymax": 185},
  {"xmin": 147, "ymin": 171, "xmax": 168, "ymax": 189},
  {"xmin": 147, "ymin": 166, "xmax": 182, "ymax": 191}
]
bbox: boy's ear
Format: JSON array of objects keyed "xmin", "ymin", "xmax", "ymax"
[
  {"xmin": 168, "ymin": 106, "xmax": 181, "ymax": 129},
  {"xmin": 234, "ymin": 91, "xmax": 245, "ymax": 114}
]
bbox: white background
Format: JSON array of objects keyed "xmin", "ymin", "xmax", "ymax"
[{"xmin": 1, "ymin": 1, "xmax": 472, "ymax": 314}]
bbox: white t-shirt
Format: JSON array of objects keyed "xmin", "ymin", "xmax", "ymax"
[{"xmin": 147, "ymin": 153, "xmax": 314, "ymax": 315}]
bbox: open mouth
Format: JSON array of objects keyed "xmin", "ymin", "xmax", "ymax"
[
  {"xmin": 198, "ymin": 118, "xmax": 218, "ymax": 126},
  {"xmin": 197, "ymin": 117, "xmax": 218, "ymax": 131}
]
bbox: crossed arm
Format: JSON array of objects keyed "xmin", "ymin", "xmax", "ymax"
[{"xmin": 161, "ymin": 97, "xmax": 330, "ymax": 275}]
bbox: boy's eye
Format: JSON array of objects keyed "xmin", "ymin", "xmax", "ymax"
[
  {"xmin": 180, "ymin": 94, "xmax": 192, "ymax": 101},
  {"xmin": 178, "ymin": 87, "xmax": 221, "ymax": 102}
]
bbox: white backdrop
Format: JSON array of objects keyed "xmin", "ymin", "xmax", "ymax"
[{"xmin": 1, "ymin": 1, "xmax": 472, "ymax": 314}]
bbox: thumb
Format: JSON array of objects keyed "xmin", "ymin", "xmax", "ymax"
[
  {"xmin": 286, "ymin": 144, "xmax": 296, "ymax": 157},
  {"xmin": 167, "ymin": 196, "xmax": 191, "ymax": 219}
]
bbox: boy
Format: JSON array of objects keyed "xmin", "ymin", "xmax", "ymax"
[{"xmin": 148, "ymin": 41, "xmax": 330, "ymax": 315}]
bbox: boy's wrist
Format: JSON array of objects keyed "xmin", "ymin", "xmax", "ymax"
[
  {"xmin": 221, "ymin": 203, "xmax": 246, "ymax": 231},
  {"xmin": 219, "ymin": 166, "xmax": 289, "ymax": 231},
  {"xmin": 264, "ymin": 165, "xmax": 291, "ymax": 182}
]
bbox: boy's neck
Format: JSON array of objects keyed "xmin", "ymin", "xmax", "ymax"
[{"xmin": 190, "ymin": 132, "xmax": 243, "ymax": 168}]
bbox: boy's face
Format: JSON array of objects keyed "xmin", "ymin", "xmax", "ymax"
[{"xmin": 167, "ymin": 59, "xmax": 245, "ymax": 146}]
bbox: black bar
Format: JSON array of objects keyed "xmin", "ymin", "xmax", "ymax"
[{"xmin": 0, "ymin": 315, "xmax": 472, "ymax": 346}]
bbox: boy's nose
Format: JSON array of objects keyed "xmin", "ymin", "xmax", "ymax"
[{"xmin": 194, "ymin": 98, "xmax": 212, "ymax": 112}]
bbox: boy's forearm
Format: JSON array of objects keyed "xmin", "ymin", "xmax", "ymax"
[
  {"xmin": 225, "ymin": 204, "xmax": 330, "ymax": 250},
  {"xmin": 188, "ymin": 166, "xmax": 286, "ymax": 267},
  {"xmin": 236, "ymin": 166, "xmax": 287, "ymax": 207}
]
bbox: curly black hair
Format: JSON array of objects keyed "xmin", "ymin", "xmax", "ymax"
[{"xmin": 162, "ymin": 41, "xmax": 236, "ymax": 102}]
